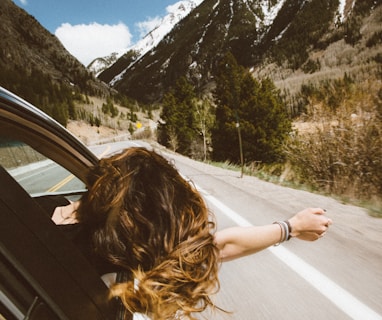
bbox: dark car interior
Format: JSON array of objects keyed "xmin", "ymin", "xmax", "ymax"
[{"xmin": 0, "ymin": 165, "xmax": 115, "ymax": 319}]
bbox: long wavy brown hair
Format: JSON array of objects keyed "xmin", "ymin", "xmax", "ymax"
[{"xmin": 77, "ymin": 147, "xmax": 220, "ymax": 319}]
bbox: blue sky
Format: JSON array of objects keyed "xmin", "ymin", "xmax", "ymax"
[{"xmin": 13, "ymin": 0, "xmax": 182, "ymax": 65}]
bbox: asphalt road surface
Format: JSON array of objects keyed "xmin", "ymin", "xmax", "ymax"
[
  {"xmin": 163, "ymin": 147, "xmax": 382, "ymax": 320},
  {"xmin": 94, "ymin": 141, "xmax": 382, "ymax": 320}
]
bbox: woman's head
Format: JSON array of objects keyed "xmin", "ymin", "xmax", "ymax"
[{"xmin": 78, "ymin": 147, "xmax": 220, "ymax": 318}]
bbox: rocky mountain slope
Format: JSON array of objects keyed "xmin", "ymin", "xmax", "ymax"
[
  {"xmin": 99, "ymin": 0, "xmax": 382, "ymax": 104},
  {"xmin": 88, "ymin": 0, "xmax": 203, "ymax": 76}
]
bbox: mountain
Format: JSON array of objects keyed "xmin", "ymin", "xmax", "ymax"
[
  {"xmin": 0, "ymin": 0, "xmax": 107, "ymax": 97},
  {"xmin": 89, "ymin": 0, "xmax": 203, "ymax": 76},
  {"xmin": 100, "ymin": 0, "xmax": 382, "ymax": 104},
  {"xmin": 88, "ymin": 52, "xmax": 122, "ymax": 77}
]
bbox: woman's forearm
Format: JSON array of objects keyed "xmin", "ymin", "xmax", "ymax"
[
  {"xmin": 214, "ymin": 208, "xmax": 332, "ymax": 262},
  {"xmin": 214, "ymin": 224, "xmax": 282, "ymax": 262}
]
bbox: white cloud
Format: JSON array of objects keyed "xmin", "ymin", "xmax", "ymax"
[
  {"xmin": 135, "ymin": 17, "xmax": 162, "ymax": 39},
  {"xmin": 55, "ymin": 22, "xmax": 132, "ymax": 66},
  {"xmin": 19, "ymin": 0, "xmax": 28, "ymax": 5}
]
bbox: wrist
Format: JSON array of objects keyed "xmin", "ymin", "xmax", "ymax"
[
  {"xmin": 288, "ymin": 217, "xmax": 300, "ymax": 238},
  {"xmin": 273, "ymin": 220, "xmax": 291, "ymax": 245},
  {"xmin": 284, "ymin": 220, "xmax": 292, "ymax": 240}
]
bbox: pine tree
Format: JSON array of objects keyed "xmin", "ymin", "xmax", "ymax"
[
  {"xmin": 158, "ymin": 77, "xmax": 197, "ymax": 155},
  {"xmin": 244, "ymin": 77, "xmax": 291, "ymax": 163},
  {"xmin": 158, "ymin": 91, "xmax": 177, "ymax": 149},
  {"xmin": 212, "ymin": 52, "xmax": 245, "ymax": 162},
  {"xmin": 193, "ymin": 97, "xmax": 215, "ymax": 161},
  {"xmin": 213, "ymin": 53, "xmax": 291, "ymax": 164}
]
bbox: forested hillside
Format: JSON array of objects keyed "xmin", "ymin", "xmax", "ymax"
[{"xmin": 0, "ymin": 0, "xmax": 109, "ymax": 126}]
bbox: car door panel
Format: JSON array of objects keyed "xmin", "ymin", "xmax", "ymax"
[{"xmin": 0, "ymin": 165, "xmax": 114, "ymax": 319}]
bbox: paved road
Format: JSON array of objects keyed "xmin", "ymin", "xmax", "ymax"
[{"xmin": 166, "ymin": 149, "xmax": 382, "ymax": 320}]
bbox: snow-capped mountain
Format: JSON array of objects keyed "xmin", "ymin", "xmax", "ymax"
[
  {"xmin": 129, "ymin": 0, "xmax": 204, "ymax": 60},
  {"xmin": 88, "ymin": 0, "xmax": 203, "ymax": 76},
  {"xmin": 88, "ymin": 52, "xmax": 122, "ymax": 76},
  {"xmin": 93, "ymin": 0, "xmax": 381, "ymax": 106},
  {"xmin": 99, "ymin": 0, "xmax": 364, "ymax": 103}
]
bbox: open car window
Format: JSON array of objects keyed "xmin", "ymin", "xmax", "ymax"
[{"xmin": 0, "ymin": 137, "xmax": 86, "ymax": 200}]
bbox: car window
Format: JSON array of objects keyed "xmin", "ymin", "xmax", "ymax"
[{"xmin": 0, "ymin": 137, "xmax": 86, "ymax": 199}]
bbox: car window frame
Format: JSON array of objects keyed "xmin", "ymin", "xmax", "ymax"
[{"xmin": 0, "ymin": 87, "xmax": 99, "ymax": 185}]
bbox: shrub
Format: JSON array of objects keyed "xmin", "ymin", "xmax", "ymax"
[
  {"xmin": 302, "ymin": 59, "xmax": 321, "ymax": 74},
  {"xmin": 366, "ymin": 31, "xmax": 382, "ymax": 47},
  {"xmin": 284, "ymin": 85, "xmax": 382, "ymax": 205}
]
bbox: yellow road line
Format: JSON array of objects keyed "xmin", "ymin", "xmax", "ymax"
[
  {"xmin": 46, "ymin": 145, "xmax": 111, "ymax": 192},
  {"xmin": 47, "ymin": 174, "xmax": 75, "ymax": 192}
]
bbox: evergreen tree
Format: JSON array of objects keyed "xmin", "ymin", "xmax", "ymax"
[
  {"xmin": 158, "ymin": 77, "xmax": 197, "ymax": 155},
  {"xmin": 193, "ymin": 97, "xmax": 215, "ymax": 161},
  {"xmin": 68, "ymin": 98, "xmax": 76, "ymax": 120},
  {"xmin": 129, "ymin": 108, "xmax": 137, "ymax": 122},
  {"xmin": 0, "ymin": 65, "xmax": 74, "ymax": 127},
  {"xmin": 243, "ymin": 77, "xmax": 291, "ymax": 163},
  {"xmin": 158, "ymin": 91, "xmax": 178, "ymax": 149},
  {"xmin": 128, "ymin": 122, "xmax": 135, "ymax": 135},
  {"xmin": 212, "ymin": 52, "xmax": 245, "ymax": 162},
  {"xmin": 213, "ymin": 53, "xmax": 291, "ymax": 164},
  {"xmin": 101, "ymin": 97, "xmax": 119, "ymax": 118}
]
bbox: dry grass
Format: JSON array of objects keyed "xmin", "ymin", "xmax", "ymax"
[
  {"xmin": 69, "ymin": 96, "xmax": 159, "ymax": 145},
  {"xmin": 283, "ymin": 77, "xmax": 382, "ymax": 216}
]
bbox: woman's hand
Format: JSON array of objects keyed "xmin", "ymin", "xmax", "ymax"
[
  {"xmin": 51, "ymin": 201, "xmax": 80, "ymax": 225},
  {"xmin": 288, "ymin": 208, "xmax": 333, "ymax": 241}
]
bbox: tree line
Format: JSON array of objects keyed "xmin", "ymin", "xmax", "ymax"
[
  {"xmin": 158, "ymin": 52, "xmax": 291, "ymax": 164},
  {"xmin": 0, "ymin": 65, "xmax": 78, "ymax": 127}
]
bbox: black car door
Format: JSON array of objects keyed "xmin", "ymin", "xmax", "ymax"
[{"xmin": 0, "ymin": 165, "xmax": 115, "ymax": 319}]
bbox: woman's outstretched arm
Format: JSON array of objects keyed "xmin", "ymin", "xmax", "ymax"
[{"xmin": 214, "ymin": 208, "xmax": 332, "ymax": 262}]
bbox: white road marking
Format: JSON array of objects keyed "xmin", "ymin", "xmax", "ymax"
[{"xmin": 198, "ymin": 186, "xmax": 382, "ymax": 320}]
